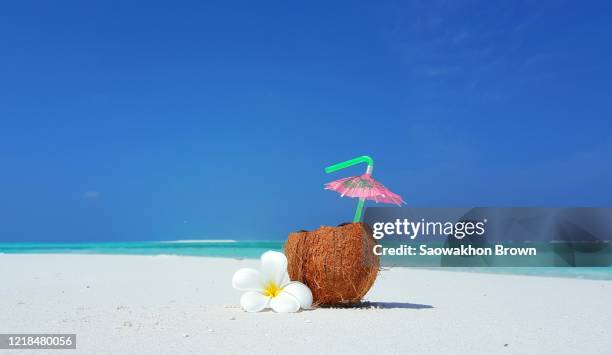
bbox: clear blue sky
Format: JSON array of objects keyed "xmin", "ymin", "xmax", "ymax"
[{"xmin": 1, "ymin": 0, "xmax": 611, "ymax": 242}]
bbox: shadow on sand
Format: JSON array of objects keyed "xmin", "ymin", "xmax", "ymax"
[
  {"xmin": 357, "ymin": 301, "xmax": 434, "ymax": 309},
  {"xmin": 319, "ymin": 301, "xmax": 434, "ymax": 310}
]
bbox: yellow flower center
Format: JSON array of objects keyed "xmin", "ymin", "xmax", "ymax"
[{"xmin": 262, "ymin": 282, "xmax": 282, "ymax": 298}]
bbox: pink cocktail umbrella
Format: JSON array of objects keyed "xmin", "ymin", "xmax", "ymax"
[
  {"xmin": 324, "ymin": 156, "xmax": 405, "ymax": 222},
  {"xmin": 325, "ymin": 173, "xmax": 405, "ymax": 204}
]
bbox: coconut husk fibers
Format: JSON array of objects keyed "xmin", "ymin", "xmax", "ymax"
[{"xmin": 284, "ymin": 222, "xmax": 379, "ymax": 306}]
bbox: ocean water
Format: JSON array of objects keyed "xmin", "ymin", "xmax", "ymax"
[
  {"xmin": 0, "ymin": 241, "xmax": 284, "ymax": 259},
  {"xmin": 0, "ymin": 241, "xmax": 610, "ymax": 280}
]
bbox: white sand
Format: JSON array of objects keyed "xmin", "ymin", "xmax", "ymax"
[{"xmin": 1, "ymin": 254, "xmax": 611, "ymax": 354}]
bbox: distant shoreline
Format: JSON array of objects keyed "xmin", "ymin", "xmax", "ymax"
[
  {"xmin": 0, "ymin": 251, "xmax": 611, "ymax": 281},
  {"xmin": 158, "ymin": 239, "xmax": 237, "ymax": 243}
]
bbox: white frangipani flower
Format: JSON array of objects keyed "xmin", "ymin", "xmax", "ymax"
[{"xmin": 232, "ymin": 251, "xmax": 313, "ymax": 313}]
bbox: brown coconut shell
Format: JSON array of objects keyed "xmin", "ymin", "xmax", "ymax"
[{"xmin": 284, "ymin": 222, "xmax": 379, "ymax": 306}]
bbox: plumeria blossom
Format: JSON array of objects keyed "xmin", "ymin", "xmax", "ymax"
[{"xmin": 232, "ymin": 251, "xmax": 313, "ymax": 313}]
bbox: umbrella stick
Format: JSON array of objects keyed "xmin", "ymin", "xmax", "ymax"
[
  {"xmin": 353, "ymin": 198, "xmax": 366, "ymax": 223},
  {"xmin": 324, "ymin": 155, "xmax": 374, "ymax": 223}
]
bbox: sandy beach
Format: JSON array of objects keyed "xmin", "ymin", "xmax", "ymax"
[{"xmin": 1, "ymin": 254, "xmax": 611, "ymax": 354}]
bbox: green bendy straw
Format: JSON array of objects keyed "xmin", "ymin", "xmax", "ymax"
[{"xmin": 324, "ymin": 155, "xmax": 374, "ymax": 223}]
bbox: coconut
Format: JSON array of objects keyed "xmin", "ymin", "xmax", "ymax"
[{"xmin": 284, "ymin": 222, "xmax": 379, "ymax": 306}]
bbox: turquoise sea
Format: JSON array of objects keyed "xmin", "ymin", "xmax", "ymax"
[
  {"xmin": 1, "ymin": 241, "xmax": 610, "ymax": 280},
  {"xmin": 0, "ymin": 240, "xmax": 283, "ymax": 259}
]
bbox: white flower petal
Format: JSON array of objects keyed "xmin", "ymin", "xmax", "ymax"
[
  {"xmin": 279, "ymin": 271, "xmax": 290, "ymax": 287},
  {"xmin": 240, "ymin": 292, "xmax": 270, "ymax": 312},
  {"xmin": 232, "ymin": 268, "xmax": 263, "ymax": 291},
  {"xmin": 260, "ymin": 251, "xmax": 288, "ymax": 285},
  {"xmin": 269, "ymin": 293, "xmax": 300, "ymax": 313},
  {"xmin": 282, "ymin": 282, "xmax": 313, "ymax": 309}
]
